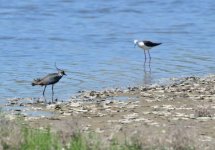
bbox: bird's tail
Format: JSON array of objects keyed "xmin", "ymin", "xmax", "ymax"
[{"xmin": 32, "ymin": 78, "xmax": 41, "ymax": 86}]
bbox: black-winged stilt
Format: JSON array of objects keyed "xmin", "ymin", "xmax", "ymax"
[{"xmin": 134, "ymin": 40, "xmax": 162, "ymax": 61}]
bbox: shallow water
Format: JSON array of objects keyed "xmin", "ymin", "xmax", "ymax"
[
  {"xmin": 0, "ymin": 0, "xmax": 215, "ymax": 101},
  {"xmin": 3, "ymin": 105, "xmax": 54, "ymax": 117}
]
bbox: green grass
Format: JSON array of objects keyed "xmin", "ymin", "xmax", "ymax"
[
  {"xmin": 21, "ymin": 127, "xmax": 62, "ymax": 150},
  {"xmin": 109, "ymin": 138, "xmax": 142, "ymax": 150},
  {"xmin": 0, "ymin": 114, "xmax": 197, "ymax": 150},
  {"xmin": 19, "ymin": 127, "xmax": 143, "ymax": 150},
  {"xmin": 0, "ymin": 125, "xmax": 196, "ymax": 150},
  {"xmin": 67, "ymin": 132, "xmax": 87, "ymax": 150}
]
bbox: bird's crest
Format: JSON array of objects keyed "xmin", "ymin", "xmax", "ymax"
[
  {"xmin": 55, "ymin": 62, "xmax": 66, "ymax": 76},
  {"xmin": 55, "ymin": 62, "xmax": 62, "ymax": 72}
]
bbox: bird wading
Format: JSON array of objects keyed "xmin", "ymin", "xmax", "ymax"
[
  {"xmin": 32, "ymin": 63, "xmax": 66, "ymax": 103},
  {"xmin": 134, "ymin": 40, "xmax": 162, "ymax": 61}
]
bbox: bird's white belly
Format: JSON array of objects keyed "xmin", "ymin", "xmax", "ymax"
[{"xmin": 139, "ymin": 44, "xmax": 151, "ymax": 50}]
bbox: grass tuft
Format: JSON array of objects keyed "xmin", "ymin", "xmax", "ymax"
[
  {"xmin": 67, "ymin": 132, "xmax": 87, "ymax": 150},
  {"xmin": 20, "ymin": 127, "xmax": 62, "ymax": 150}
]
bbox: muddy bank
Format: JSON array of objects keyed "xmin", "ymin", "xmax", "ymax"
[{"xmin": 5, "ymin": 75, "xmax": 215, "ymax": 149}]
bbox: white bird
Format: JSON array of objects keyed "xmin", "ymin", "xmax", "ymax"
[{"xmin": 134, "ymin": 40, "xmax": 162, "ymax": 61}]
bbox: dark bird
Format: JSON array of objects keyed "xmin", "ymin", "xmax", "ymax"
[
  {"xmin": 134, "ymin": 40, "xmax": 162, "ymax": 61},
  {"xmin": 32, "ymin": 63, "xmax": 66, "ymax": 103}
]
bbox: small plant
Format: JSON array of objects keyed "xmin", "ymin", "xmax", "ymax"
[
  {"xmin": 67, "ymin": 132, "xmax": 87, "ymax": 150},
  {"xmin": 169, "ymin": 126, "xmax": 196, "ymax": 150},
  {"xmin": 0, "ymin": 113, "xmax": 22, "ymax": 150},
  {"xmin": 109, "ymin": 135, "xmax": 142, "ymax": 150},
  {"xmin": 122, "ymin": 139, "xmax": 142, "ymax": 150},
  {"xmin": 20, "ymin": 127, "xmax": 62, "ymax": 150}
]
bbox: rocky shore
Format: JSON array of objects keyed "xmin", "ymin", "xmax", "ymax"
[{"xmin": 5, "ymin": 75, "xmax": 215, "ymax": 149}]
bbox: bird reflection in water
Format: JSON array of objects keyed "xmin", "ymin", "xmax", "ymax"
[{"xmin": 143, "ymin": 61, "xmax": 152, "ymax": 85}]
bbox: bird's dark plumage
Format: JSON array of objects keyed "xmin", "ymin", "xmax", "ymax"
[
  {"xmin": 32, "ymin": 73, "xmax": 63, "ymax": 86},
  {"xmin": 32, "ymin": 64, "xmax": 66, "ymax": 103},
  {"xmin": 143, "ymin": 41, "xmax": 162, "ymax": 47}
]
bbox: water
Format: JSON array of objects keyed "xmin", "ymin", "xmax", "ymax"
[
  {"xmin": 0, "ymin": 0, "xmax": 215, "ymax": 101},
  {"xmin": 3, "ymin": 106, "xmax": 54, "ymax": 117}
]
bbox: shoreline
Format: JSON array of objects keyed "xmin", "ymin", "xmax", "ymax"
[
  {"xmin": 5, "ymin": 75, "xmax": 215, "ymax": 118},
  {"xmin": 3, "ymin": 75, "xmax": 215, "ymax": 148}
]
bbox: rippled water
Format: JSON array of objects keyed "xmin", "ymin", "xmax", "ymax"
[{"xmin": 0, "ymin": 0, "xmax": 215, "ymax": 100}]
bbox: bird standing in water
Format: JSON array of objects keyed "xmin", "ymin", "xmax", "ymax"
[
  {"xmin": 32, "ymin": 63, "xmax": 66, "ymax": 103},
  {"xmin": 134, "ymin": 40, "xmax": 162, "ymax": 62}
]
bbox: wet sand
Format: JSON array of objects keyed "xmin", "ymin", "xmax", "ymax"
[{"xmin": 5, "ymin": 75, "xmax": 215, "ymax": 148}]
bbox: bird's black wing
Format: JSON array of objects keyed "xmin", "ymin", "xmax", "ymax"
[{"xmin": 143, "ymin": 41, "xmax": 162, "ymax": 47}]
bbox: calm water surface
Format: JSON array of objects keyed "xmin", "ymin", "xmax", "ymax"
[{"xmin": 0, "ymin": 0, "xmax": 215, "ymax": 100}]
